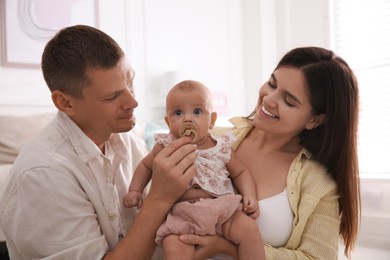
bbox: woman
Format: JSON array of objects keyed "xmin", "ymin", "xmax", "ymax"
[{"xmin": 180, "ymin": 46, "xmax": 360, "ymax": 259}]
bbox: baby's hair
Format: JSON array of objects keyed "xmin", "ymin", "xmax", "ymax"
[
  {"xmin": 167, "ymin": 80, "xmax": 214, "ymax": 110},
  {"xmin": 172, "ymin": 80, "xmax": 208, "ymax": 92}
]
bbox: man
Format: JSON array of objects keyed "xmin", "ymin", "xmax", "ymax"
[{"xmin": 0, "ymin": 25, "xmax": 197, "ymax": 260}]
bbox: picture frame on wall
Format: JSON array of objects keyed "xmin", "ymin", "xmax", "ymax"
[{"xmin": 0, "ymin": 0, "xmax": 99, "ymax": 68}]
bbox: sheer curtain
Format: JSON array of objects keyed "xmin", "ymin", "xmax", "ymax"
[{"xmin": 331, "ymin": 0, "xmax": 390, "ymax": 177}]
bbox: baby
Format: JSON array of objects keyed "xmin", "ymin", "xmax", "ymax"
[{"xmin": 123, "ymin": 80, "xmax": 264, "ymax": 259}]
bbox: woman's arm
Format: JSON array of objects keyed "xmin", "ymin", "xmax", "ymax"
[{"xmin": 104, "ymin": 137, "xmax": 197, "ymax": 260}]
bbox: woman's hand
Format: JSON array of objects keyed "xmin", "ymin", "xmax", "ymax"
[
  {"xmin": 179, "ymin": 234, "xmax": 238, "ymax": 260},
  {"xmin": 148, "ymin": 137, "xmax": 197, "ymax": 206}
]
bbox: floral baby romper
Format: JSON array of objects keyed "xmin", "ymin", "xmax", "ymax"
[{"xmin": 155, "ymin": 132, "xmax": 243, "ymax": 245}]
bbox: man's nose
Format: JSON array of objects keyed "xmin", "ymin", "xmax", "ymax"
[{"xmin": 122, "ymin": 89, "xmax": 138, "ymax": 109}]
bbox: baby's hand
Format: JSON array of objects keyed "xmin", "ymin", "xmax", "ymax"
[
  {"xmin": 242, "ymin": 195, "xmax": 260, "ymax": 219},
  {"xmin": 122, "ymin": 190, "xmax": 143, "ymax": 209}
]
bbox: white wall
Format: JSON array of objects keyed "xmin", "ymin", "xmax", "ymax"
[
  {"xmin": 0, "ymin": 0, "xmax": 246, "ymax": 122},
  {"xmin": 241, "ymin": 0, "xmax": 330, "ymax": 114},
  {"xmin": 0, "ymin": 0, "xmax": 129, "ymax": 116},
  {"xmin": 124, "ymin": 0, "xmax": 245, "ymax": 123},
  {"xmin": 1, "ymin": 1, "xmax": 389, "ymax": 258},
  {"xmin": 0, "ymin": 0, "xmax": 329, "ymax": 120}
]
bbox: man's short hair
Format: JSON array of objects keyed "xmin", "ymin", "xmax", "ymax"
[{"xmin": 41, "ymin": 25, "xmax": 125, "ymax": 98}]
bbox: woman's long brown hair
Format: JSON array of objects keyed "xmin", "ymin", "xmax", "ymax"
[{"xmin": 250, "ymin": 47, "xmax": 360, "ymax": 257}]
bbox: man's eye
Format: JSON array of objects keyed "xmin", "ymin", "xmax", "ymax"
[{"xmin": 103, "ymin": 93, "xmax": 119, "ymax": 102}]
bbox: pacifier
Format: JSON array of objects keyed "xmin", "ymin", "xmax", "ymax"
[{"xmin": 178, "ymin": 122, "xmax": 198, "ymax": 143}]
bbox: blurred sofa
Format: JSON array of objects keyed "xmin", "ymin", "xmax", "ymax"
[{"xmin": 0, "ymin": 113, "xmax": 55, "ymax": 250}]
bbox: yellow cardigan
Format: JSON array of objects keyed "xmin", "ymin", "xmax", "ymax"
[{"xmin": 212, "ymin": 117, "xmax": 340, "ymax": 260}]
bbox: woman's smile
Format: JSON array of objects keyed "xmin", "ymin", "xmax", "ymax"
[{"xmin": 261, "ymin": 105, "xmax": 278, "ymax": 119}]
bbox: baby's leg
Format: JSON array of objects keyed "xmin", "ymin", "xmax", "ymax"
[
  {"xmin": 222, "ymin": 211, "xmax": 265, "ymax": 260},
  {"xmin": 162, "ymin": 234, "xmax": 195, "ymax": 260}
]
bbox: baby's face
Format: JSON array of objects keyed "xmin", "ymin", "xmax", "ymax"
[{"xmin": 165, "ymin": 86, "xmax": 216, "ymax": 143}]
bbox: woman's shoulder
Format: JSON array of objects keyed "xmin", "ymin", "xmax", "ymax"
[
  {"xmin": 292, "ymin": 149, "xmax": 338, "ymax": 196},
  {"xmin": 211, "ymin": 117, "xmax": 253, "ymax": 150}
]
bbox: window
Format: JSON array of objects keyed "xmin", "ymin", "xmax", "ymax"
[{"xmin": 331, "ymin": 0, "xmax": 390, "ymax": 177}]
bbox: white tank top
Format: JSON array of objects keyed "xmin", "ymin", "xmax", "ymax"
[
  {"xmin": 209, "ymin": 189, "xmax": 295, "ymax": 260},
  {"xmin": 256, "ymin": 189, "xmax": 294, "ymax": 247}
]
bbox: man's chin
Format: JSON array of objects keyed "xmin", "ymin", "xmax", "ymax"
[
  {"xmin": 115, "ymin": 120, "xmax": 136, "ymax": 133},
  {"xmin": 123, "ymin": 123, "xmax": 136, "ymax": 132}
]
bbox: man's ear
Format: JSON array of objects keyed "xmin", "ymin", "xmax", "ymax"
[
  {"xmin": 209, "ymin": 112, "xmax": 218, "ymax": 129},
  {"xmin": 51, "ymin": 90, "xmax": 75, "ymax": 116},
  {"xmin": 306, "ymin": 113, "xmax": 326, "ymax": 130}
]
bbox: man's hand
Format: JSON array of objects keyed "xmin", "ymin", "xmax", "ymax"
[{"xmin": 148, "ymin": 136, "xmax": 197, "ymax": 205}]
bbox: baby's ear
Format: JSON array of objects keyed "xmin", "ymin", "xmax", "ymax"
[
  {"xmin": 164, "ymin": 116, "xmax": 170, "ymax": 128},
  {"xmin": 209, "ymin": 112, "xmax": 218, "ymax": 129}
]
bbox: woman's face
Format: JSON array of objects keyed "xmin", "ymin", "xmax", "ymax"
[{"xmin": 253, "ymin": 66, "xmax": 322, "ymax": 136}]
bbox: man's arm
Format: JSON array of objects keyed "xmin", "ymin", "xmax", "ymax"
[{"xmin": 104, "ymin": 137, "xmax": 197, "ymax": 260}]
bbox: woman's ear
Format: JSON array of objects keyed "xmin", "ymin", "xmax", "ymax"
[
  {"xmin": 209, "ymin": 112, "xmax": 218, "ymax": 129},
  {"xmin": 51, "ymin": 90, "xmax": 75, "ymax": 116},
  {"xmin": 306, "ymin": 113, "xmax": 326, "ymax": 130}
]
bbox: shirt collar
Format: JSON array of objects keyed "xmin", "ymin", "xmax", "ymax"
[
  {"xmin": 58, "ymin": 111, "xmax": 128, "ymax": 161},
  {"xmin": 297, "ymin": 147, "xmax": 312, "ymax": 160},
  {"xmin": 57, "ymin": 111, "xmax": 102, "ymax": 161},
  {"xmin": 56, "ymin": 111, "xmax": 128, "ymax": 163}
]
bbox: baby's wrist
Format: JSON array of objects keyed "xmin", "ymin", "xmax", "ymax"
[{"xmin": 128, "ymin": 189, "xmax": 142, "ymax": 194}]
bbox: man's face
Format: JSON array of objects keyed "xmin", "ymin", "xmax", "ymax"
[{"xmin": 70, "ymin": 58, "xmax": 138, "ymax": 147}]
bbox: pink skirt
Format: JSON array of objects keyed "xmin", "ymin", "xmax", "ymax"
[{"xmin": 155, "ymin": 194, "xmax": 242, "ymax": 246}]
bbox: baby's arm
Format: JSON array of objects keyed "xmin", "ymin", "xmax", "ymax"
[
  {"xmin": 227, "ymin": 149, "xmax": 259, "ymax": 219},
  {"xmin": 122, "ymin": 143, "xmax": 164, "ymax": 209}
]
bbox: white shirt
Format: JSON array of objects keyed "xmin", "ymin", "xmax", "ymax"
[{"xmin": 0, "ymin": 111, "xmax": 147, "ymax": 259}]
